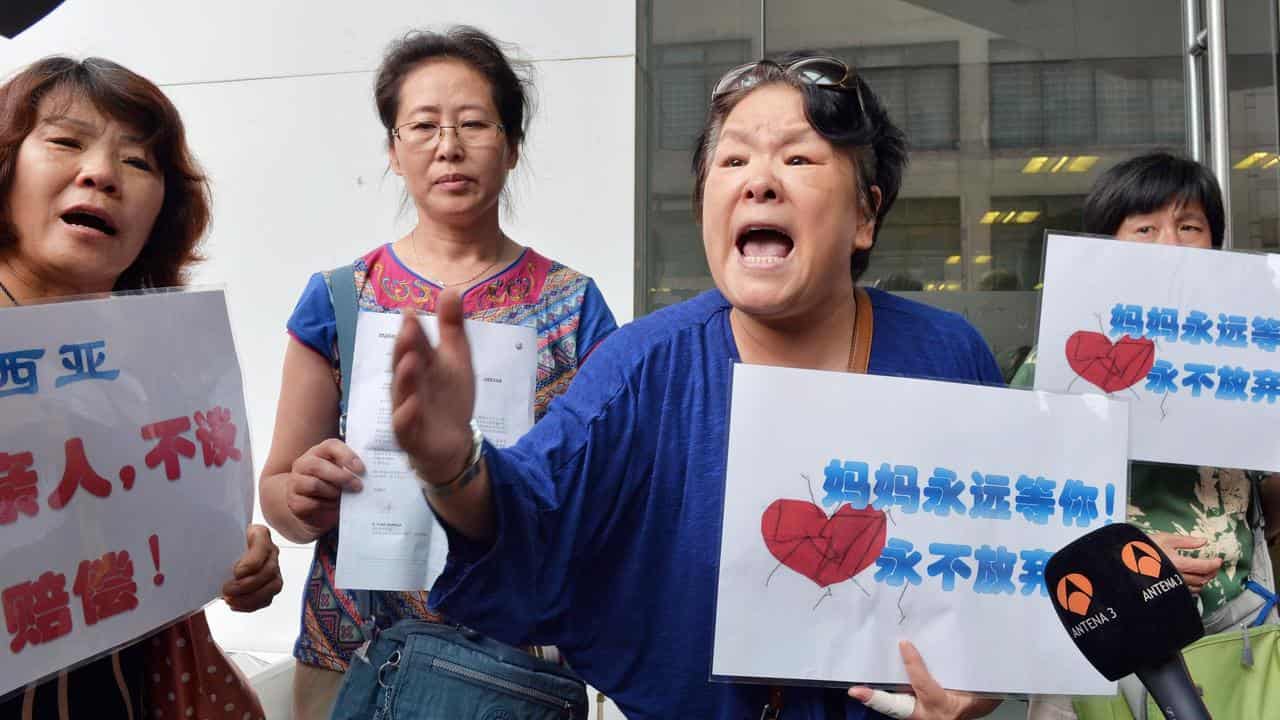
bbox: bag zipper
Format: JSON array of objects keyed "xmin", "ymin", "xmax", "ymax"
[{"xmin": 431, "ymin": 656, "xmax": 575, "ymax": 717}]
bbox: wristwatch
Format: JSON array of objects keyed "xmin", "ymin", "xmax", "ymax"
[{"xmin": 417, "ymin": 420, "xmax": 485, "ymax": 498}]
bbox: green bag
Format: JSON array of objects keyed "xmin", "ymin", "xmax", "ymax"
[
  {"xmin": 1072, "ymin": 623, "xmax": 1280, "ymax": 719},
  {"xmin": 1073, "ymin": 471, "xmax": 1279, "ymax": 720}
]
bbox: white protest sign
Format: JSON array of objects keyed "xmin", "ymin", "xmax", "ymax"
[
  {"xmin": 336, "ymin": 311, "xmax": 536, "ymax": 591},
  {"xmin": 712, "ymin": 364, "xmax": 1127, "ymax": 695},
  {"xmin": 1035, "ymin": 232, "xmax": 1280, "ymax": 471},
  {"xmin": 0, "ymin": 290, "xmax": 252, "ymax": 699}
]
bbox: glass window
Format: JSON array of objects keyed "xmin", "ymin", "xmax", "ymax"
[{"xmin": 638, "ymin": 0, "xmax": 1280, "ymax": 372}]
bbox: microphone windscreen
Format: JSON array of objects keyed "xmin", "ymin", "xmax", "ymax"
[
  {"xmin": 1044, "ymin": 523, "xmax": 1203, "ymax": 681},
  {"xmin": 0, "ymin": 1, "xmax": 64, "ymax": 39}
]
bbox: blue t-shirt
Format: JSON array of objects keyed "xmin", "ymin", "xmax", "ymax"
[{"xmin": 431, "ymin": 288, "xmax": 1004, "ymax": 719}]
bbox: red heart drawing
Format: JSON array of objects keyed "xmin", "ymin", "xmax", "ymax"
[
  {"xmin": 761, "ymin": 499, "xmax": 887, "ymax": 588},
  {"xmin": 1065, "ymin": 331, "xmax": 1156, "ymax": 394}
]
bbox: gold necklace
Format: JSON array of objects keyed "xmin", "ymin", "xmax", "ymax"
[{"xmin": 411, "ymin": 227, "xmax": 504, "ymax": 288}]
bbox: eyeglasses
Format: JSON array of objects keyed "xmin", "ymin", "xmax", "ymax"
[
  {"xmin": 711, "ymin": 56, "xmax": 866, "ymax": 116},
  {"xmin": 391, "ymin": 119, "xmax": 505, "ymax": 149}
]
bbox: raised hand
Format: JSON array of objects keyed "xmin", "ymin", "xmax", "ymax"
[{"xmin": 390, "ymin": 288, "xmax": 477, "ymax": 489}]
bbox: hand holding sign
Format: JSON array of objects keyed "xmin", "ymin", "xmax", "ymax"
[
  {"xmin": 220, "ymin": 525, "xmax": 283, "ymax": 612},
  {"xmin": 848, "ymin": 641, "xmax": 1003, "ymax": 720},
  {"xmin": 1145, "ymin": 531, "xmax": 1222, "ymax": 594}
]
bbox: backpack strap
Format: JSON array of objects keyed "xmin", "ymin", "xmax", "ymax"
[{"xmin": 322, "ymin": 264, "xmax": 379, "ymax": 633}]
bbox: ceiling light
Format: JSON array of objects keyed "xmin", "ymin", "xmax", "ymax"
[
  {"xmin": 1235, "ymin": 151, "xmax": 1272, "ymax": 170},
  {"xmin": 1022, "ymin": 156, "xmax": 1050, "ymax": 174},
  {"xmin": 1066, "ymin": 156, "xmax": 1098, "ymax": 173}
]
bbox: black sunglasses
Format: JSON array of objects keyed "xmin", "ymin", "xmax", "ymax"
[{"xmin": 710, "ymin": 56, "xmax": 867, "ymax": 117}]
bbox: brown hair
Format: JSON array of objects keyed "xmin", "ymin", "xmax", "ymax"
[
  {"xmin": 0, "ymin": 56, "xmax": 210, "ymax": 290},
  {"xmin": 691, "ymin": 54, "xmax": 907, "ymax": 282}
]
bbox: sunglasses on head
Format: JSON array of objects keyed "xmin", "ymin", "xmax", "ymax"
[{"xmin": 710, "ymin": 56, "xmax": 867, "ymax": 116}]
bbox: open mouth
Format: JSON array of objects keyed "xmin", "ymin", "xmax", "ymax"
[
  {"xmin": 62, "ymin": 210, "xmax": 117, "ymax": 237},
  {"xmin": 736, "ymin": 225, "xmax": 794, "ymax": 265}
]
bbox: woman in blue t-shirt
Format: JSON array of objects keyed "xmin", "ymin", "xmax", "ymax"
[{"xmin": 384, "ymin": 55, "xmax": 1004, "ymax": 720}]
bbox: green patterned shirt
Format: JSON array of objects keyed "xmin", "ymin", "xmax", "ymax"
[{"xmin": 1011, "ymin": 350, "xmax": 1253, "ymax": 615}]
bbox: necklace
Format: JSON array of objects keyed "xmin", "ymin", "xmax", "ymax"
[
  {"xmin": 411, "ymin": 226, "xmax": 504, "ymax": 288},
  {"xmin": 0, "ymin": 276, "xmax": 18, "ymax": 306}
]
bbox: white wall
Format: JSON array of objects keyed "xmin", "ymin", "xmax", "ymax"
[{"xmin": 0, "ymin": 0, "xmax": 636, "ymax": 668}]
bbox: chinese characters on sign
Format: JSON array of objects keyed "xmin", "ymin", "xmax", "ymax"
[
  {"xmin": 1035, "ymin": 233, "xmax": 1280, "ymax": 470},
  {"xmin": 1, "ymin": 407, "xmax": 243, "ymax": 525},
  {"xmin": 0, "ymin": 289, "xmax": 253, "ymax": 699},
  {"xmin": 816, "ymin": 460, "xmax": 1116, "ymax": 597},
  {"xmin": 0, "ymin": 340, "xmax": 120, "ymax": 398},
  {"xmin": 1107, "ymin": 303, "xmax": 1280, "ymax": 404}
]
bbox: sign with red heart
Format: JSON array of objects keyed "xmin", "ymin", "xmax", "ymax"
[
  {"xmin": 715, "ymin": 363, "xmax": 1129, "ymax": 692},
  {"xmin": 1064, "ymin": 331, "xmax": 1156, "ymax": 394},
  {"xmin": 760, "ymin": 499, "xmax": 886, "ymax": 588},
  {"xmin": 1035, "ymin": 234, "xmax": 1280, "ymax": 471}
]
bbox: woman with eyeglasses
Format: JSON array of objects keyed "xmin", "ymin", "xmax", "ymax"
[
  {"xmin": 386, "ymin": 53, "xmax": 1005, "ymax": 719},
  {"xmin": 257, "ymin": 26, "xmax": 616, "ymax": 719}
]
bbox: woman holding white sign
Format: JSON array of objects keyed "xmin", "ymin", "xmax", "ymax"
[
  {"xmin": 0, "ymin": 56, "xmax": 282, "ymax": 720},
  {"xmin": 258, "ymin": 27, "xmax": 617, "ymax": 720},
  {"xmin": 386, "ymin": 54, "xmax": 1005, "ymax": 719},
  {"xmin": 1015, "ymin": 154, "xmax": 1280, "ymax": 719}
]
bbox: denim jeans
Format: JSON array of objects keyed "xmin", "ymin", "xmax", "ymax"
[{"xmin": 330, "ymin": 620, "xmax": 587, "ymax": 720}]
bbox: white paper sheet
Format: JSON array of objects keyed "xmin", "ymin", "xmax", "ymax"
[
  {"xmin": 1035, "ymin": 232, "xmax": 1280, "ymax": 471},
  {"xmin": 712, "ymin": 364, "xmax": 1128, "ymax": 696},
  {"xmin": 335, "ymin": 311, "xmax": 536, "ymax": 591},
  {"xmin": 0, "ymin": 290, "xmax": 253, "ymax": 699}
]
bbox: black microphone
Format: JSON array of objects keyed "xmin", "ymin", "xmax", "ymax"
[
  {"xmin": 1044, "ymin": 522, "xmax": 1210, "ymax": 720},
  {"xmin": 0, "ymin": 0, "xmax": 64, "ymax": 39}
]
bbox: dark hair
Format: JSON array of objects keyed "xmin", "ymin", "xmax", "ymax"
[
  {"xmin": 0, "ymin": 56, "xmax": 209, "ymax": 290},
  {"xmin": 691, "ymin": 52, "xmax": 908, "ymax": 283},
  {"xmin": 374, "ymin": 26, "xmax": 532, "ymax": 151},
  {"xmin": 1082, "ymin": 151, "xmax": 1224, "ymax": 248}
]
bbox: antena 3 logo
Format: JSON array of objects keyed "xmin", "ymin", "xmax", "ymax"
[
  {"xmin": 1, "ymin": 1, "xmax": 65, "ymax": 40},
  {"xmin": 1055, "ymin": 573, "xmax": 1117, "ymax": 639},
  {"xmin": 1055, "ymin": 573, "xmax": 1093, "ymax": 616},
  {"xmin": 1121, "ymin": 541, "xmax": 1162, "ymax": 578},
  {"xmin": 1121, "ymin": 540, "xmax": 1185, "ymax": 602}
]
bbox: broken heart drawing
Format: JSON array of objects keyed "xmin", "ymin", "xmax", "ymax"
[
  {"xmin": 1064, "ymin": 331, "xmax": 1156, "ymax": 394},
  {"xmin": 760, "ymin": 499, "xmax": 886, "ymax": 588}
]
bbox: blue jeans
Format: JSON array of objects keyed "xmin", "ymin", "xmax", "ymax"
[{"xmin": 330, "ymin": 621, "xmax": 587, "ymax": 720}]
